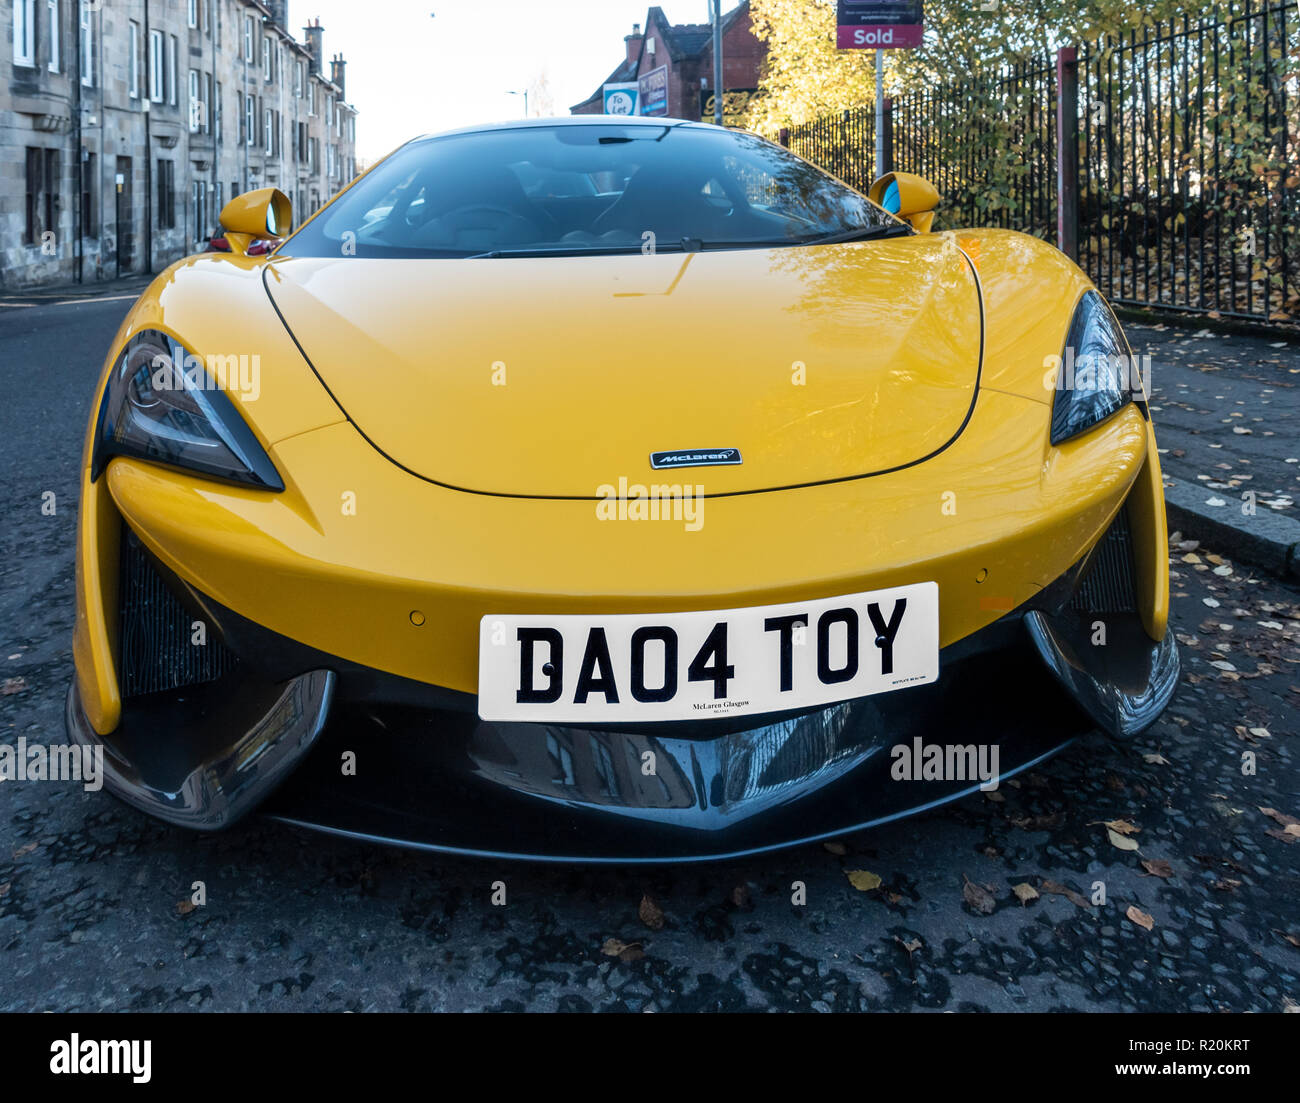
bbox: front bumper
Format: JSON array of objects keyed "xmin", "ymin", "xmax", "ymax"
[{"xmin": 64, "ymin": 510, "xmax": 1178, "ymax": 860}]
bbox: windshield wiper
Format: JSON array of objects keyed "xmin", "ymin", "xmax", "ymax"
[
  {"xmin": 802, "ymin": 222, "xmax": 914, "ymax": 246},
  {"xmin": 468, "ymin": 243, "xmax": 653, "ymax": 259}
]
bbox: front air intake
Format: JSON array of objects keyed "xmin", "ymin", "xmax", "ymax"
[
  {"xmin": 1069, "ymin": 507, "xmax": 1138, "ymax": 615},
  {"xmin": 118, "ymin": 531, "xmax": 237, "ymax": 698}
]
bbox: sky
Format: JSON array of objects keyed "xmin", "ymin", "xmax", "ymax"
[{"xmin": 296, "ymin": 0, "xmax": 722, "ymax": 164}]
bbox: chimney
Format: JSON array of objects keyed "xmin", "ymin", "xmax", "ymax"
[
  {"xmin": 625, "ymin": 22, "xmax": 643, "ymax": 65},
  {"xmin": 330, "ymin": 53, "xmax": 346, "ymax": 98},
  {"xmin": 303, "ymin": 18, "xmax": 324, "ymax": 75},
  {"xmin": 265, "ymin": 0, "xmax": 289, "ymax": 28}
]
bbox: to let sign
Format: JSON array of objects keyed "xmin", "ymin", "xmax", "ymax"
[{"xmin": 837, "ymin": 0, "xmax": 923, "ymax": 49}]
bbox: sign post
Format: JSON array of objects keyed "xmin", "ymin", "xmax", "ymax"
[{"xmin": 836, "ymin": 1, "xmax": 924, "ymax": 178}]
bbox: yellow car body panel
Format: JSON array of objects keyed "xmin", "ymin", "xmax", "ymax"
[
  {"xmin": 85, "ymin": 389, "xmax": 1149, "ymax": 706},
  {"xmin": 71, "ymin": 227, "xmax": 1167, "ymax": 728},
  {"xmin": 263, "ymin": 235, "xmax": 983, "ymax": 497}
]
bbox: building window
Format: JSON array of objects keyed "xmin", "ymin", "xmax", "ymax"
[
  {"xmin": 128, "ymin": 21, "xmax": 140, "ymax": 98},
  {"xmin": 187, "ymin": 0, "xmax": 197, "ymax": 30},
  {"xmin": 205, "ymin": 74, "xmax": 214, "ymax": 134},
  {"xmin": 46, "ymin": 0, "xmax": 59, "ymax": 73},
  {"xmin": 43, "ymin": 148, "xmax": 59, "ymax": 238},
  {"xmin": 148, "ymin": 29, "xmax": 163, "ymax": 102},
  {"xmin": 81, "ymin": 150, "xmax": 95, "ymax": 236},
  {"xmin": 192, "ymin": 179, "xmax": 207, "ymax": 242},
  {"xmin": 24, "ymin": 147, "xmax": 48, "ymax": 244},
  {"xmin": 295, "ymin": 60, "xmax": 303, "ymax": 98},
  {"xmin": 14, "ymin": 0, "xmax": 35, "ymax": 67},
  {"xmin": 262, "ymin": 35, "xmax": 271, "ymax": 81},
  {"xmin": 167, "ymin": 35, "xmax": 178, "ymax": 105},
  {"xmin": 215, "ymin": 80, "xmax": 222, "ymax": 140},
  {"xmin": 264, "ymin": 108, "xmax": 273, "ymax": 154},
  {"xmin": 188, "ymin": 70, "xmax": 200, "ymax": 132},
  {"xmin": 243, "ymin": 16, "xmax": 253, "ymax": 62},
  {"xmin": 309, "ymin": 83, "xmax": 316, "ymax": 117},
  {"xmin": 78, "ymin": 0, "xmax": 92, "ymax": 86},
  {"xmin": 245, "ymin": 95, "xmax": 255, "ymax": 147},
  {"xmin": 156, "ymin": 159, "xmax": 175, "ymax": 229},
  {"xmin": 25, "ymin": 147, "xmax": 64, "ymax": 246}
]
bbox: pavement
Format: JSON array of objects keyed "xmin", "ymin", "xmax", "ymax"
[
  {"xmin": 0, "ymin": 286, "xmax": 1297, "ymax": 1012},
  {"xmin": 1131, "ymin": 322, "xmax": 1300, "ymax": 577}
]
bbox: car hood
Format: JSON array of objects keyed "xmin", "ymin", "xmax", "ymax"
[{"xmin": 263, "ymin": 235, "xmax": 981, "ymax": 497}]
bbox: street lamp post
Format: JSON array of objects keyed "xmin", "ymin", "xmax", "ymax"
[
  {"xmin": 506, "ymin": 89, "xmax": 529, "ymax": 117},
  {"xmin": 711, "ymin": 0, "xmax": 723, "ymax": 126}
]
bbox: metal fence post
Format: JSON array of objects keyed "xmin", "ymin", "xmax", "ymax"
[
  {"xmin": 882, "ymin": 96, "xmax": 894, "ymax": 176},
  {"xmin": 1056, "ymin": 46, "xmax": 1079, "ymax": 259}
]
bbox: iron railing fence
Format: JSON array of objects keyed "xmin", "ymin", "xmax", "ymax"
[
  {"xmin": 787, "ymin": 106, "xmax": 876, "ymax": 195},
  {"xmin": 1081, "ymin": 3, "xmax": 1297, "ymax": 321},
  {"xmin": 779, "ymin": 3, "xmax": 1299, "ymax": 325},
  {"xmin": 891, "ymin": 59, "xmax": 1059, "ymax": 238}
]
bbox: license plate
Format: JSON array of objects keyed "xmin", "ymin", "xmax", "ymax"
[{"xmin": 477, "ymin": 582, "xmax": 939, "ymax": 723}]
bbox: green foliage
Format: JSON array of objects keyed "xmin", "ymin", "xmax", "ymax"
[{"xmin": 749, "ymin": 2, "xmax": 1299, "ymax": 320}]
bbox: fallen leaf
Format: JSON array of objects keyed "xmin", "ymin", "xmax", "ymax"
[
  {"xmin": 176, "ymin": 899, "xmax": 196, "ymax": 916},
  {"xmin": 601, "ymin": 937, "xmax": 645, "ymax": 962},
  {"xmin": 1143, "ymin": 753, "xmax": 1170, "ymax": 765},
  {"xmin": 0, "ymin": 677, "xmax": 26, "ymax": 696},
  {"xmin": 984, "ymin": 790, "xmax": 1005, "ymax": 803},
  {"xmin": 1108, "ymin": 828, "xmax": 1140, "ymax": 851},
  {"xmin": 1141, "ymin": 858, "xmax": 1174, "ymax": 879},
  {"xmin": 11, "ymin": 843, "xmax": 37, "ymax": 859},
  {"xmin": 1012, "ymin": 882, "xmax": 1039, "ymax": 905},
  {"xmin": 1040, "ymin": 879, "xmax": 1092, "ymax": 909},
  {"xmin": 1265, "ymin": 830, "xmax": 1296, "ymax": 845},
  {"xmin": 1126, "ymin": 904, "xmax": 1155, "ymax": 931},
  {"xmin": 846, "ymin": 869, "xmax": 882, "ymax": 892},
  {"xmin": 1278, "ymin": 931, "xmax": 1300, "ymax": 949},
  {"xmin": 1260, "ymin": 807, "xmax": 1299, "ymax": 828},
  {"xmin": 962, "ymin": 874, "xmax": 996, "ymax": 915},
  {"xmin": 822, "ymin": 840, "xmax": 848, "ymax": 855},
  {"xmin": 1212, "ymin": 879, "xmax": 1242, "ymax": 891},
  {"xmin": 894, "ymin": 935, "xmax": 922, "ymax": 956},
  {"xmin": 638, "ymin": 894, "xmax": 665, "ymax": 930}
]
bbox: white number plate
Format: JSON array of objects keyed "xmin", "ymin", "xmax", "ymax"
[{"xmin": 477, "ymin": 582, "xmax": 939, "ymax": 723}]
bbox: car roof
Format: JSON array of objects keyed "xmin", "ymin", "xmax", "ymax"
[{"xmin": 411, "ymin": 116, "xmax": 709, "ymax": 144}]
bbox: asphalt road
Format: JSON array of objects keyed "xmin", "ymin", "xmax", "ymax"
[{"xmin": 1, "ymin": 284, "xmax": 1297, "ymax": 1012}]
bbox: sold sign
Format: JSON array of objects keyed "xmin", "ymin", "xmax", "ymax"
[{"xmin": 836, "ymin": 0, "xmax": 924, "ymax": 49}]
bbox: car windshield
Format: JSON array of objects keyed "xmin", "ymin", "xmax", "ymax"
[{"xmin": 282, "ymin": 122, "xmax": 899, "ymax": 259}]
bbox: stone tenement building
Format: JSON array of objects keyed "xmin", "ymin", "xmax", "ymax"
[{"xmin": 2, "ymin": 0, "xmax": 358, "ymax": 289}]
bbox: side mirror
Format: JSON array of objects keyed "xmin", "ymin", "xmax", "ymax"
[
  {"xmin": 219, "ymin": 187, "xmax": 291, "ymax": 255},
  {"xmin": 867, "ymin": 172, "xmax": 940, "ymax": 233}
]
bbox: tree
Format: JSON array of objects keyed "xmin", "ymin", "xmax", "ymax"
[{"xmin": 744, "ymin": 0, "xmax": 1189, "ymax": 136}]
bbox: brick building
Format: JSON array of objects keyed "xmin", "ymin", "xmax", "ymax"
[
  {"xmin": 570, "ymin": 2, "xmax": 764, "ymax": 126},
  {"xmin": 2, "ymin": 0, "xmax": 358, "ymax": 289}
]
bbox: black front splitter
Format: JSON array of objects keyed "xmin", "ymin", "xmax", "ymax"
[{"xmin": 260, "ymin": 630, "xmax": 1092, "ymax": 864}]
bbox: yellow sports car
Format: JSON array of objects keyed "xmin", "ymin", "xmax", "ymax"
[{"xmin": 68, "ymin": 117, "xmax": 1177, "ymax": 861}]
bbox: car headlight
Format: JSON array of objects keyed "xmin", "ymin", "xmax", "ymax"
[
  {"xmin": 1050, "ymin": 291, "xmax": 1137, "ymax": 445},
  {"xmin": 92, "ymin": 329, "xmax": 283, "ymax": 490}
]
